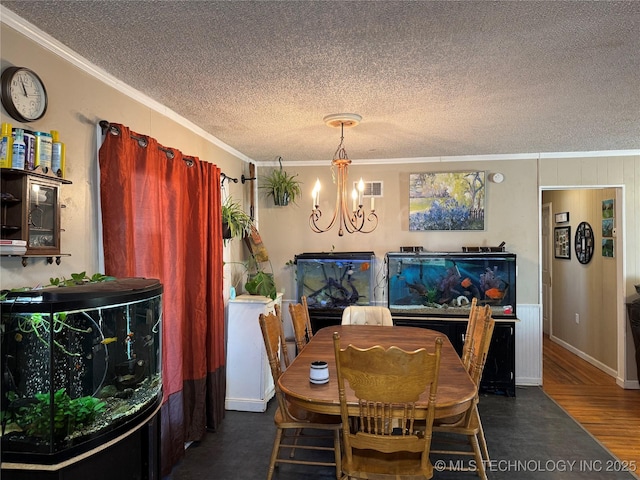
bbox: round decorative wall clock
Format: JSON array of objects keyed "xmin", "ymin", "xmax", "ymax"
[
  {"xmin": 1, "ymin": 66, "xmax": 48, "ymax": 123},
  {"xmin": 574, "ymin": 221, "xmax": 594, "ymax": 264}
]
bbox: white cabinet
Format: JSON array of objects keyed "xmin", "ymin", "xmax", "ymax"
[{"xmin": 225, "ymin": 293, "xmax": 282, "ymax": 412}]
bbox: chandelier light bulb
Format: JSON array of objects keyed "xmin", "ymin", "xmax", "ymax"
[{"xmin": 312, "ymin": 178, "xmax": 321, "ymax": 206}]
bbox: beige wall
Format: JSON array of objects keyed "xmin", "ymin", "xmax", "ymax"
[{"xmin": 256, "ymin": 160, "xmax": 539, "ymax": 307}]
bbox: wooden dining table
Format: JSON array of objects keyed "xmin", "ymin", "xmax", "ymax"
[{"xmin": 278, "ymin": 325, "xmax": 477, "ymax": 419}]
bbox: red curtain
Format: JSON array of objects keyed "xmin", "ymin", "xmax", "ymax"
[{"xmin": 98, "ymin": 124, "xmax": 225, "ymax": 475}]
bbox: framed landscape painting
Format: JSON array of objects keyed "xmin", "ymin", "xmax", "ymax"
[{"xmin": 409, "ymin": 171, "xmax": 485, "ymax": 231}]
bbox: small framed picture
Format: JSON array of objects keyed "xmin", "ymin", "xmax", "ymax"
[
  {"xmin": 554, "ymin": 226, "xmax": 571, "ymax": 259},
  {"xmin": 555, "ymin": 212, "xmax": 569, "ymax": 223}
]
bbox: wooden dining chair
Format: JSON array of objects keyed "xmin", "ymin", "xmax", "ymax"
[
  {"xmin": 271, "ymin": 304, "xmax": 294, "ymax": 368},
  {"xmin": 460, "ymin": 297, "xmax": 479, "ymax": 366},
  {"xmin": 333, "ymin": 332, "xmax": 443, "ymax": 480},
  {"xmin": 259, "ymin": 309, "xmax": 342, "ymax": 480},
  {"xmin": 430, "ymin": 304, "xmax": 495, "ymax": 480},
  {"xmin": 288, "ymin": 295, "xmax": 313, "ymax": 353},
  {"xmin": 340, "ymin": 305, "xmax": 394, "ymax": 326}
]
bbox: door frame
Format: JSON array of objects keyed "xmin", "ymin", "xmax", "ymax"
[
  {"xmin": 541, "ymin": 202, "xmax": 553, "ymax": 336},
  {"xmin": 539, "ymin": 185, "xmax": 630, "ymax": 387}
]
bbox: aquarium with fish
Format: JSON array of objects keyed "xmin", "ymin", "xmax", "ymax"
[
  {"xmin": 0, "ymin": 278, "xmax": 162, "ymax": 467},
  {"xmin": 295, "ymin": 252, "xmax": 375, "ymax": 318},
  {"xmin": 387, "ymin": 252, "xmax": 517, "ymax": 318}
]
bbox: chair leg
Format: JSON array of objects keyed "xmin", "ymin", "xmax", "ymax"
[
  {"xmin": 289, "ymin": 428, "xmax": 302, "ymax": 458},
  {"xmin": 475, "ymin": 405, "xmax": 490, "ymax": 463},
  {"xmin": 267, "ymin": 427, "xmax": 284, "ymax": 480},
  {"xmin": 468, "ymin": 433, "xmax": 487, "ymax": 480},
  {"xmin": 333, "ymin": 429, "xmax": 342, "ymax": 480}
]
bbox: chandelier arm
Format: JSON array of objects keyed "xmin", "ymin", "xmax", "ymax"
[{"xmin": 309, "ymin": 189, "xmax": 340, "ymax": 233}]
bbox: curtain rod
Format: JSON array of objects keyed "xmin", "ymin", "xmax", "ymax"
[
  {"xmin": 221, "ymin": 172, "xmax": 238, "ymax": 186},
  {"xmin": 99, "ymin": 120, "xmax": 192, "ymax": 164}
]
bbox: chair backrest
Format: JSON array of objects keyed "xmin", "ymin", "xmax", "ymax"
[
  {"xmin": 333, "ymin": 332, "xmax": 443, "ymax": 478},
  {"xmin": 460, "ymin": 297, "xmax": 479, "ymax": 366},
  {"xmin": 288, "ymin": 295, "xmax": 313, "ymax": 352},
  {"xmin": 465, "ymin": 304, "xmax": 495, "ymax": 386},
  {"xmin": 259, "ymin": 304, "xmax": 290, "ymax": 389},
  {"xmin": 340, "ymin": 305, "xmax": 393, "ymax": 326}
]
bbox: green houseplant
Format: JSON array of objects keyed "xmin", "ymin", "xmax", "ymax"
[
  {"xmin": 221, "ymin": 196, "xmax": 253, "ymax": 244},
  {"xmin": 227, "ymin": 256, "xmax": 277, "ymax": 300},
  {"xmin": 259, "ymin": 157, "xmax": 302, "ymax": 206}
]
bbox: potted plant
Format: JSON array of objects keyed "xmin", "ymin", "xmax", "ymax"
[
  {"xmin": 225, "ymin": 255, "xmax": 277, "ymax": 300},
  {"xmin": 259, "ymin": 157, "xmax": 302, "ymax": 206},
  {"xmin": 221, "ymin": 196, "xmax": 253, "ymax": 244}
]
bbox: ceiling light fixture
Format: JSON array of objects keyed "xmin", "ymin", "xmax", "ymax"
[{"xmin": 309, "ymin": 113, "xmax": 378, "ymax": 236}]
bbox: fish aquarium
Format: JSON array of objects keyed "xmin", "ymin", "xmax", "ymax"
[
  {"xmin": 387, "ymin": 252, "xmax": 517, "ymax": 318},
  {"xmin": 0, "ymin": 277, "xmax": 162, "ymax": 467},
  {"xmin": 295, "ymin": 252, "xmax": 375, "ymax": 315}
]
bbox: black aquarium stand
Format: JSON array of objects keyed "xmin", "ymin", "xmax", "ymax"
[
  {"xmin": 393, "ymin": 316, "xmax": 516, "ymax": 396},
  {"xmin": 1, "ymin": 408, "xmax": 160, "ymax": 480}
]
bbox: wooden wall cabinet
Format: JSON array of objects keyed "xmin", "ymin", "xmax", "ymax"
[{"xmin": 1, "ymin": 168, "xmax": 71, "ymax": 265}]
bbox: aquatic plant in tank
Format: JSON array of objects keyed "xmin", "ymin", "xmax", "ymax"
[
  {"xmin": 295, "ymin": 252, "xmax": 375, "ymax": 311},
  {"xmin": 0, "ymin": 277, "xmax": 163, "ymax": 464},
  {"xmin": 386, "ymin": 252, "xmax": 517, "ymax": 318}
]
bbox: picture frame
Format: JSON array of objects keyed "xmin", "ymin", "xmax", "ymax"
[
  {"xmin": 554, "ymin": 212, "xmax": 569, "ymax": 223},
  {"xmin": 409, "ymin": 171, "xmax": 485, "ymax": 231},
  {"xmin": 574, "ymin": 221, "xmax": 594, "ymax": 264},
  {"xmin": 602, "ymin": 238, "xmax": 615, "ymax": 258},
  {"xmin": 602, "ymin": 199, "xmax": 614, "ymax": 218},
  {"xmin": 554, "ymin": 226, "xmax": 571, "ymax": 259},
  {"xmin": 602, "ymin": 218, "xmax": 614, "ymax": 237}
]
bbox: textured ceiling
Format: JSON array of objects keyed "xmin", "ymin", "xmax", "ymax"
[{"xmin": 2, "ymin": 1, "xmax": 639, "ymax": 163}]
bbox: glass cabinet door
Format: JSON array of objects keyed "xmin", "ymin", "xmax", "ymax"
[{"xmin": 26, "ymin": 176, "xmax": 60, "ymax": 255}]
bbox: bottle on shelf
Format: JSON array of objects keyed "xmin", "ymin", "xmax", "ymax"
[
  {"xmin": 24, "ymin": 130, "xmax": 36, "ymax": 171},
  {"xmin": 0, "ymin": 122, "xmax": 13, "ymax": 168},
  {"xmin": 11, "ymin": 128, "xmax": 26, "ymax": 170},
  {"xmin": 51, "ymin": 130, "xmax": 65, "ymax": 178},
  {"xmin": 34, "ymin": 131, "xmax": 53, "ymax": 173}
]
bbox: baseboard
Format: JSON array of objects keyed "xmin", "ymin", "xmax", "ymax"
[
  {"xmin": 517, "ymin": 377, "xmax": 542, "ymax": 386},
  {"xmin": 616, "ymin": 377, "xmax": 640, "ymax": 389},
  {"xmin": 225, "ymin": 387, "xmax": 275, "ymax": 413},
  {"xmin": 550, "ymin": 334, "xmax": 617, "ymax": 378}
]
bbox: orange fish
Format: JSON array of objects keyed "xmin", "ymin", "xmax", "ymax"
[
  {"xmin": 485, "ymin": 288, "xmax": 505, "ymax": 300},
  {"xmin": 461, "ymin": 277, "xmax": 472, "ymax": 288},
  {"xmin": 360, "ymin": 262, "xmax": 370, "ymax": 271}
]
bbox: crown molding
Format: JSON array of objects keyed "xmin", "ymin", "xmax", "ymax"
[{"xmin": 1, "ymin": 7, "xmax": 254, "ymax": 164}]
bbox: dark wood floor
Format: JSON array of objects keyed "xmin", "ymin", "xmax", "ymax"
[{"xmin": 542, "ymin": 334, "xmax": 640, "ymax": 471}]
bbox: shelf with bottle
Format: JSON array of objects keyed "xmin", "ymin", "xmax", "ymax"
[{"xmin": 1, "ymin": 122, "xmax": 67, "ymax": 178}]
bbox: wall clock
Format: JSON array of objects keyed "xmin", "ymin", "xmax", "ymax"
[
  {"xmin": 574, "ymin": 221, "xmax": 594, "ymax": 264},
  {"xmin": 1, "ymin": 66, "xmax": 48, "ymax": 122}
]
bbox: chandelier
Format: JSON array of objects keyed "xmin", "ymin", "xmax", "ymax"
[{"xmin": 309, "ymin": 113, "xmax": 378, "ymax": 236}]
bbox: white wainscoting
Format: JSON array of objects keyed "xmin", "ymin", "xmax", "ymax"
[{"xmin": 515, "ymin": 304, "xmax": 543, "ymax": 386}]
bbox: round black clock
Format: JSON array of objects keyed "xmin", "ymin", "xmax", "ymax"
[
  {"xmin": 574, "ymin": 221, "xmax": 594, "ymax": 264},
  {"xmin": 1, "ymin": 66, "xmax": 48, "ymax": 122}
]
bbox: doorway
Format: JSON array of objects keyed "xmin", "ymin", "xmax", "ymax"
[{"xmin": 540, "ymin": 187, "xmax": 628, "ymax": 385}]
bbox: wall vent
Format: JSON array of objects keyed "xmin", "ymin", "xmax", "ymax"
[{"xmin": 354, "ymin": 181, "xmax": 383, "ymax": 197}]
